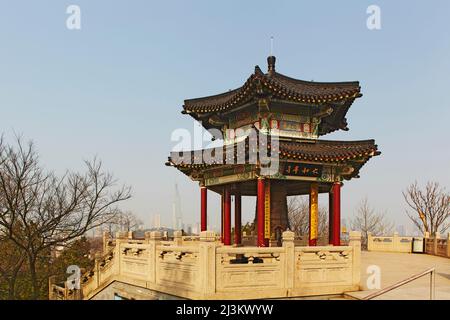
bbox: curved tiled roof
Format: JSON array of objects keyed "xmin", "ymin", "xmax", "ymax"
[
  {"xmin": 280, "ymin": 139, "xmax": 378, "ymax": 162},
  {"xmin": 167, "ymin": 139, "xmax": 379, "ymax": 169},
  {"xmin": 183, "ymin": 62, "xmax": 361, "ymax": 114}
]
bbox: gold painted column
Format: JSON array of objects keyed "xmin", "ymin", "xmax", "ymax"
[
  {"xmin": 257, "ymin": 178, "xmax": 266, "ymax": 247},
  {"xmin": 309, "ymin": 182, "xmax": 319, "ymax": 246}
]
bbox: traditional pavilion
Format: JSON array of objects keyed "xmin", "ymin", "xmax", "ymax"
[{"xmin": 166, "ymin": 56, "xmax": 380, "ymax": 247}]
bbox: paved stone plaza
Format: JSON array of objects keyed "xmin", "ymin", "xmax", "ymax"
[{"xmin": 347, "ymin": 251, "xmax": 450, "ymax": 300}]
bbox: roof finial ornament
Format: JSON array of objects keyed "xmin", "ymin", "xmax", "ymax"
[
  {"xmin": 268, "ymin": 36, "xmax": 276, "ymax": 74},
  {"xmin": 270, "ymin": 36, "xmax": 274, "ymax": 56}
]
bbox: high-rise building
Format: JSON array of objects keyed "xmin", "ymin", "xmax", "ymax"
[
  {"xmin": 172, "ymin": 183, "xmax": 183, "ymax": 230},
  {"xmin": 396, "ymin": 225, "xmax": 406, "ymax": 236},
  {"xmin": 191, "ymin": 222, "xmax": 200, "ymax": 235},
  {"xmin": 152, "ymin": 213, "xmax": 161, "ymax": 229}
]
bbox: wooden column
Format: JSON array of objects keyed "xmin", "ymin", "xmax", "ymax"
[
  {"xmin": 332, "ymin": 182, "xmax": 341, "ymax": 246},
  {"xmin": 257, "ymin": 178, "xmax": 266, "ymax": 247},
  {"xmin": 200, "ymin": 187, "xmax": 207, "ymax": 232},
  {"xmin": 328, "ymin": 189, "xmax": 334, "ymax": 244},
  {"xmin": 234, "ymin": 193, "xmax": 242, "ymax": 246},
  {"xmin": 223, "ymin": 186, "xmax": 232, "ymax": 245},
  {"xmin": 309, "ymin": 182, "xmax": 319, "ymax": 246}
]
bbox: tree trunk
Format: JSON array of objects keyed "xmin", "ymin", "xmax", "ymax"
[
  {"xmin": 8, "ymin": 278, "xmax": 16, "ymax": 300},
  {"xmin": 28, "ymin": 255, "xmax": 40, "ymax": 300}
]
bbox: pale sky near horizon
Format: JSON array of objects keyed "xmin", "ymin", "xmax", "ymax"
[{"xmin": 0, "ymin": 1, "xmax": 449, "ymax": 234}]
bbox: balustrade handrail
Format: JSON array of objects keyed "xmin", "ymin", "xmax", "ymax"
[
  {"xmin": 295, "ymin": 245, "xmax": 351, "ymax": 251},
  {"xmin": 361, "ymin": 267, "xmax": 435, "ymax": 300},
  {"xmin": 155, "ymin": 245, "xmax": 199, "ymax": 252},
  {"xmin": 216, "ymin": 246, "xmax": 285, "ymax": 254}
]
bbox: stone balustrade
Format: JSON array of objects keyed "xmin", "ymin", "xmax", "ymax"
[
  {"xmin": 367, "ymin": 232, "xmax": 450, "ymax": 258},
  {"xmin": 50, "ymin": 230, "xmax": 362, "ymax": 300},
  {"xmin": 367, "ymin": 232, "xmax": 414, "ymax": 253},
  {"xmin": 424, "ymin": 232, "xmax": 450, "ymax": 258}
]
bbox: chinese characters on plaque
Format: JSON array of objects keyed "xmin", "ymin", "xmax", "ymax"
[{"xmin": 282, "ymin": 163, "xmax": 323, "ymax": 178}]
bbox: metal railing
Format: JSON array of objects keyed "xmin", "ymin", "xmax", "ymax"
[{"xmin": 361, "ymin": 267, "xmax": 436, "ymax": 300}]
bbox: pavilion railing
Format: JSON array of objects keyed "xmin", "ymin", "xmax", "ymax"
[
  {"xmin": 367, "ymin": 233, "xmax": 413, "ymax": 253},
  {"xmin": 367, "ymin": 232, "xmax": 450, "ymax": 258},
  {"xmin": 50, "ymin": 230, "xmax": 362, "ymax": 300},
  {"xmin": 241, "ymin": 234, "xmax": 330, "ymax": 247}
]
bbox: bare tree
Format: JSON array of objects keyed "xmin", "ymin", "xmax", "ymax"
[
  {"xmin": 288, "ymin": 196, "xmax": 328, "ymax": 239},
  {"xmin": 103, "ymin": 210, "xmax": 143, "ymax": 233},
  {"xmin": 0, "ymin": 137, "xmax": 131, "ymax": 298},
  {"xmin": 0, "ymin": 136, "xmax": 26, "ymax": 299},
  {"xmin": 350, "ymin": 197, "xmax": 394, "ymax": 249},
  {"xmin": 0, "ymin": 234, "xmax": 26, "ymax": 299},
  {"xmin": 288, "ymin": 197, "xmax": 309, "ymax": 236},
  {"xmin": 403, "ymin": 181, "xmax": 449, "ymax": 236}
]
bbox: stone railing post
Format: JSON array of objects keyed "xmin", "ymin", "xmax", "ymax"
[
  {"xmin": 433, "ymin": 232, "xmax": 440, "ymax": 255},
  {"xmin": 145, "ymin": 231, "xmax": 162, "ymax": 283},
  {"xmin": 127, "ymin": 231, "xmax": 133, "ymax": 240},
  {"xmin": 282, "ymin": 231, "xmax": 295, "ymax": 291},
  {"xmin": 393, "ymin": 232, "xmax": 399, "ymax": 252},
  {"xmin": 367, "ymin": 232, "xmax": 372, "ymax": 251},
  {"xmin": 64, "ymin": 284, "xmax": 68, "ymax": 300},
  {"xmin": 349, "ymin": 231, "xmax": 361, "ymax": 288},
  {"xmin": 114, "ymin": 232, "xmax": 123, "ymax": 275},
  {"xmin": 48, "ymin": 275, "xmax": 56, "ymax": 300},
  {"xmin": 447, "ymin": 233, "xmax": 450, "ymax": 258},
  {"xmin": 94, "ymin": 253, "xmax": 101, "ymax": 287},
  {"xmin": 112, "ymin": 234, "xmax": 121, "ymax": 277},
  {"xmin": 174, "ymin": 230, "xmax": 183, "ymax": 246},
  {"xmin": 102, "ymin": 231, "xmax": 110, "ymax": 253},
  {"xmin": 424, "ymin": 232, "xmax": 430, "ymax": 254},
  {"xmin": 199, "ymin": 231, "xmax": 217, "ymax": 298}
]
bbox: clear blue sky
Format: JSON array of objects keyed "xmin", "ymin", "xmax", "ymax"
[{"xmin": 0, "ymin": 1, "xmax": 449, "ymax": 233}]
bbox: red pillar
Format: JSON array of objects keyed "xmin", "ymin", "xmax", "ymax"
[
  {"xmin": 328, "ymin": 190, "xmax": 334, "ymax": 244},
  {"xmin": 200, "ymin": 187, "xmax": 207, "ymax": 232},
  {"xmin": 221, "ymin": 193, "xmax": 224, "ymax": 243},
  {"xmin": 223, "ymin": 187, "xmax": 232, "ymax": 245},
  {"xmin": 332, "ymin": 182, "xmax": 341, "ymax": 246},
  {"xmin": 234, "ymin": 193, "xmax": 242, "ymax": 245},
  {"xmin": 257, "ymin": 178, "xmax": 266, "ymax": 247}
]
